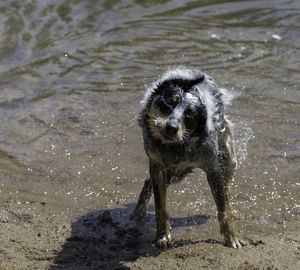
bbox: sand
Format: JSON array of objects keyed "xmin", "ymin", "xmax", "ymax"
[{"xmin": 0, "ymin": 199, "xmax": 299, "ymax": 270}]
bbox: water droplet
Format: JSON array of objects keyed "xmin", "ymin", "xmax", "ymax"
[{"xmin": 272, "ymin": 34, "xmax": 282, "ymax": 40}]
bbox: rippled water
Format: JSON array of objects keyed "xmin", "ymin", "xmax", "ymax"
[{"xmin": 0, "ymin": 0, "xmax": 299, "ymax": 235}]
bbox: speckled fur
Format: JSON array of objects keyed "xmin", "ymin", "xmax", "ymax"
[{"xmin": 133, "ymin": 68, "xmax": 244, "ymax": 249}]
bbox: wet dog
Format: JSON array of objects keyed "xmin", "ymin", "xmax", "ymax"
[{"xmin": 132, "ymin": 68, "xmax": 244, "ymax": 249}]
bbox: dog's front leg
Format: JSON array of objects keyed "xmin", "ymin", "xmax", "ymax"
[
  {"xmin": 206, "ymin": 160, "xmax": 244, "ymax": 248},
  {"xmin": 150, "ymin": 161, "xmax": 171, "ymax": 249},
  {"xmin": 132, "ymin": 178, "xmax": 152, "ymax": 221}
]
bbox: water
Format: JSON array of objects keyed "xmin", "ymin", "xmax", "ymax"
[{"xmin": 0, "ymin": 0, "xmax": 299, "ymax": 236}]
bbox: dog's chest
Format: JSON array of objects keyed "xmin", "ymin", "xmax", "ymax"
[
  {"xmin": 164, "ymin": 145, "xmax": 203, "ymax": 172},
  {"xmin": 147, "ymin": 137, "xmax": 216, "ymax": 173}
]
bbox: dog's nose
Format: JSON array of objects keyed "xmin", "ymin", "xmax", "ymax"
[{"xmin": 165, "ymin": 121, "xmax": 179, "ymax": 136}]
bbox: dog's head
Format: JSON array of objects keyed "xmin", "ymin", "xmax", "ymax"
[{"xmin": 141, "ymin": 69, "xmax": 218, "ymax": 144}]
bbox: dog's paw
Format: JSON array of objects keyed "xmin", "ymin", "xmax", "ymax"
[
  {"xmin": 155, "ymin": 233, "xmax": 172, "ymax": 249},
  {"xmin": 224, "ymin": 233, "xmax": 246, "ymax": 248},
  {"xmin": 219, "ymin": 214, "xmax": 245, "ymax": 248}
]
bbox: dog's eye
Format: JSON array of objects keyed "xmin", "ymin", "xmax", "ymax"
[
  {"xmin": 186, "ymin": 105, "xmax": 196, "ymax": 118},
  {"xmin": 171, "ymin": 96, "xmax": 178, "ymax": 103},
  {"xmin": 165, "ymin": 95, "xmax": 179, "ymax": 105},
  {"xmin": 155, "ymin": 95, "xmax": 179, "ymax": 114}
]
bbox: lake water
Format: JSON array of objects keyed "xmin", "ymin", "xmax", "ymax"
[{"xmin": 0, "ymin": 0, "xmax": 299, "ymax": 238}]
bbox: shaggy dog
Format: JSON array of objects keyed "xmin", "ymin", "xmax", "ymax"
[{"xmin": 132, "ymin": 68, "xmax": 244, "ymax": 249}]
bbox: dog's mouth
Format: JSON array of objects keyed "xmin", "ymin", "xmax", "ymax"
[
  {"xmin": 158, "ymin": 128, "xmax": 185, "ymax": 144},
  {"xmin": 160, "ymin": 131, "xmax": 178, "ymax": 141}
]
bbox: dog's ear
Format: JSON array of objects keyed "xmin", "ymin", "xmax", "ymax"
[{"xmin": 156, "ymin": 73, "xmax": 205, "ymax": 92}]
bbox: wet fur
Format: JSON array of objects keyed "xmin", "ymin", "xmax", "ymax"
[{"xmin": 132, "ymin": 68, "xmax": 244, "ymax": 249}]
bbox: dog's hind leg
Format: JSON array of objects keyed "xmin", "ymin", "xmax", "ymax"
[
  {"xmin": 206, "ymin": 160, "xmax": 244, "ymax": 248},
  {"xmin": 132, "ymin": 178, "xmax": 153, "ymax": 221}
]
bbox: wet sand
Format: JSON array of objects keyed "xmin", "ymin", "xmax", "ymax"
[{"xmin": 0, "ymin": 195, "xmax": 299, "ymax": 270}]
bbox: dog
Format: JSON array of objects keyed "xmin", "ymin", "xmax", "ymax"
[{"xmin": 132, "ymin": 68, "xmax": 244, "ymax": 249}]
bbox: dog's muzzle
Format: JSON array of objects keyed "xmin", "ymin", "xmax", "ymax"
[
  {"xmin": 162, "ymin": 119, "xmax": 180, "ymax": 140},
  {"xmin": 165, "ymin": 120, "xmax": 178, "ymax": 135}
]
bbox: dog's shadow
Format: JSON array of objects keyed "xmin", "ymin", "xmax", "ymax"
[{"xmin": 50, "ymin": 203, "xmax": 218, "ymax": 270}]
